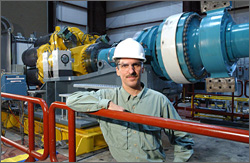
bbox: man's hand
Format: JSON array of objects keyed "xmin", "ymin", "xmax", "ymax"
[{"xmin": 107, "ymin": 101, "xmax": 126, "ymax": 112}]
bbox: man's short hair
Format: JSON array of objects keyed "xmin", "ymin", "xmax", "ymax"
[{"xmin": 114, "ymin": 59, "xmax": 120, "ymax": 66}]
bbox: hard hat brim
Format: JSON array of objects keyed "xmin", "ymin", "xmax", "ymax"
[{"xmin": 112, "ymin": 56, "xmax": 146, "ymax": 62}]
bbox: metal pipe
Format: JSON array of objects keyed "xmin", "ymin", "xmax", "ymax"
[
  {"xmin": 49, "ymin": 102, "xmax": 58, "ymax": 162},
  {"xmin": 236, "ymin": 80, "xmax": 244, "ymax": 97},
  {"xmin": 238, "ymin": 80, "xmax": 244, "ymax": 97},
  {"xmin": 89, "ymin": 109, "xmax": 249, "ymax": 143},
  {"xmin": 0, "ymin": 92, "xmax": 49, "ymax": 161},
  {"xmin": 191, "ymin": 84, "xmax": 195, "ymax": 119},
  {"xmin": 51, "ymin": 102, "xmax": 249, "ymax": 143},
  {"xmin": 1, "ymin": 28, "xmax": 12, "ymax": 72},
  {"xmin": 244, "ymin": 80, "xmax": 249, "ymax": 98},
  {"xmin": 1, "ymin": 136, "xmax": 42, "ymax": 158},
  {"xmin": 68, "ymin": 108, "xmax": 76, "ymax": 162},
  {"xmin": 228, "ymin": 23, "xmax": 249, "ymax": 59},
  {"xmin": 49, "ymin": 102, "xmax": 76, "ymax": 162},
  {"xmin": 176, "ymin": 106, "xmax": 249, "ymax": 119},
  {"xmin": 231, "ymin": 92, "xmax": 235, "ymax": 121},
  {"xmin": 27, "ymin": 102, "xmax": 35, "ymax": 162}
]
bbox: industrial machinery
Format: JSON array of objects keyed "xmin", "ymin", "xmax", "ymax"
[
  {"xmin": 19, "ymin": 3, "xmax": 249, "ymax": 121},
  {"xmin": 1, "ymin": 1, "xmax": 249, "ymax": 157}
]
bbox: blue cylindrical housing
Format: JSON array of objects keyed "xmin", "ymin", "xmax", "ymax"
[
  {"xmin": 98, "ymin": 47, "xmax": 116, "ymax": 67},
  {"xmin": 227, "ymin": 23, "xmax": 249, "ymax": 60}
]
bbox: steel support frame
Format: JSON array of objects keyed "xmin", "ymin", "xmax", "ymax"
[{"xmin": 180, "ymin": 80, "xmax": 249, "ymax": 121}]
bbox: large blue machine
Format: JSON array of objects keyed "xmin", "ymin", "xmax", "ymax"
[
  {"xmin": 34, "ymin": 4, "xmax": 248, "ymax": 105},
  {"xmin": 98, "ymin": 6, "xmax": 249, "ymax": 84}
]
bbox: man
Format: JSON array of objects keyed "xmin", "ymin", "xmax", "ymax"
[{"xmin": 66, "ymin": 38, "xmax": 194, "ymax": 162}]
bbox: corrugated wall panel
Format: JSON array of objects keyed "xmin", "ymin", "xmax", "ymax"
[
  {"xmin": 230, "ymin": 8, "xmax": 249, "ymax": 24},
  {"xmin": 107, "ymin": 22, "xmax": 161, "ymax": 43},
  {"xmin": 106, "ymin": 1, "xmax": 156, "ymax": 12},
  {"xmin": 232, "ymin": 1, "xmax": 249, "ymax": 8},
  {"xmin": 57, "ymin": 22, "xmax": 87, "ymax": 33},
  {"xmin": 106, "ymin": 1, "xmax": 182, "ymax": 43},
  {"xmin": 107, "ymin": 3, "xmax": 182, "ymax": 28},
  {"xmin": 64, "ymin": 1, "xmax": 87, "ymax": 8},
  {"xmin": 56, "ymin": 3, "xmax": 87, "ymax": 25},
  {"xmin": 55, "ymin": 1, "xmax": 87, "ymax": 33}
]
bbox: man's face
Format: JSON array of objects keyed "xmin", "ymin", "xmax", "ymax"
[{"xmin": 116, "ymin": 58, "xmax": 144, "ymax": 90}]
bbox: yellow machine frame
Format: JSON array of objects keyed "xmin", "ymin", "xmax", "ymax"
[
  {"xmin": 192, "ymin": 94, "xmax": 249, "ymax": 120},
  {"xmin": 1, "ymin": 111, "xmax": 107, "ymax": 156},
  {"xmin": 36, "ymin": 26, "xmax": 100, "ymax": 83}
]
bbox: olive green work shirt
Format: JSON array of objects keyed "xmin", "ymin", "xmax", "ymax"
[{"xmin": 66, "ymin": 85, "xmax": 194, "ymax": 162}]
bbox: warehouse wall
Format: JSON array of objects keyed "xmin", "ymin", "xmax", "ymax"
[
  {"xmin": 106, "ymin": 1, "xmax": 183, "ymax": 43},
  {"xmin": 106, "ymin": 1, "xmax": 249, "ymax": 44},
  {"xmin": 2, "ymin": 1, "xmax": 248, "ymax": 42},
  {"xmin": 1, "ymin": 1, "xmax": 48, "ymax": 38},
  {"xmin": 1, "ymin": 1, "xmax": 88, "ymax": 37},
  {"xmin": 230, "ymin": 1, "xmax": 249, "ymax": 24},
  {"xmin": 55, "ymin": 1, "xmax": 88, "ymax": 33}
]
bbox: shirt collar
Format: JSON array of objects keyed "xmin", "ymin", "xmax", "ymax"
[{"xmin": 120, "ymin": 83, "xmax": 146, "ymax": 102}]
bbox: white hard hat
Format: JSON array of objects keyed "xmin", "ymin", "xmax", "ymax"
[{"xmin": 112, "ymin": 38, "xmax": 146, "ymax": 62}]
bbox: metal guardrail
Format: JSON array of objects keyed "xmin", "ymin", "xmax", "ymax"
[
  {"xmin": 1, "ymin": 93, "xmax": 249, "ymax": 162},
  {"xmin": 1, "ymin": 92, "xmax": 49, "ymax": 162},
  {"xmin": 49, "ymin": 102, "xmax": 76, "ymax": 162},
  {"xmin": 49, "ymin": 101, "xmax": 249, "ymax": 162}
]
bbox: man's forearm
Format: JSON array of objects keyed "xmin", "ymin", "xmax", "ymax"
[{"xmin": 66, "ymin": 91, "xmax": 110, "ymax": 112}]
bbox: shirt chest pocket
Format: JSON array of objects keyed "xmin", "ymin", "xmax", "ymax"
[
  {"xmin": 139, "ymin": 125, "xmax": 161, "ymax": 151},
  {"xmin": 106, "ymin": 120, "xmax": 128, "ymax": 149}
]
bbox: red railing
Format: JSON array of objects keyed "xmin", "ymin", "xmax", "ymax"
[
  {"xmin": 1, "ymin": 92, "xmax": 49, "ymax": 162},
  {"xmin": 49, "ymin": 101, "xmax": 249, "ymax": 162},
  {"xmin": 2, "ymin": 94, "xmax": 249, "ymax": 162},
  {"xmin": 49, "ymin": 102, "xmax": 76, "ymax": 162}
]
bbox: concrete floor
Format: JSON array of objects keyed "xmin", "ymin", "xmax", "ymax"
[
  {"xmin": 72, "ymin": 131, "xmax": 249, "ymax": 162},
  {"xmin": 1, "ymin": 120, "xmax": 249, "ymax": 162},
  {"xmin": 60, "ymin": 118, "xmax": 249, "ymax": 162}
]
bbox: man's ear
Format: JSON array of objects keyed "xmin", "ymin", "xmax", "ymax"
[{"xmin": 116, "ymin": 67, "xmax": 120, "ymax": 76}]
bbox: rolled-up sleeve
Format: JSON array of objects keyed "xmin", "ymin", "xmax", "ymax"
[
  {"xmin": 162, "ymin": 98, "xmax": 194, "ymax": 162},
  {"xmin": 66, "ymin": 91, "xmax": 110, "ymax": 112}
]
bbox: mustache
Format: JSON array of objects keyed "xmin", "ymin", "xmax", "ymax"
[{"xmin": 126, "ymin": 74, "xmax": 138, "ymax": 78}]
